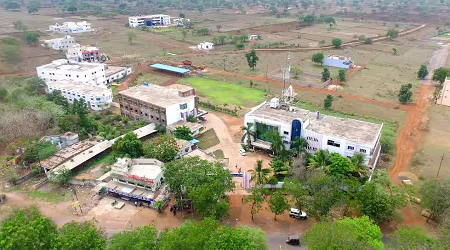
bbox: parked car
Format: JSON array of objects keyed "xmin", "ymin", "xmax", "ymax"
[
  {"xmin": 198, "ymin": 116, "xmax": 207, "ymax": 121},
  {"xmin": 286, "ymin": 235, "xmax": 300, "ymax": 245},
  {"xmin": 239, "ymin": 148, "xmax": 246, "ymax": 156},
  {"xmin": 289, "ymin": 208, "xmax": 307, "ymax": 220}
]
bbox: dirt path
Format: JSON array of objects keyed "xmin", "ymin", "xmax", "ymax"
[
  {"xmin": 389, "ymin": 44, "xmax": 450, "ymax": 181},
  {"xmin": 207, "ymin": 68, "xmax": 408, "ymax": 110},
  {"xmin": 254, "ymin": 24, "xmax": 427, "ymax": 52}
]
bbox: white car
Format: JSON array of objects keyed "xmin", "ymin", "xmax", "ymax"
[
  {"xmin": 239, "ymin": 148, "xmax": 246, "ymax": 156},
  {"xmin": 289, "ymin": 208, "xmax": 307, "ymax": 220}
]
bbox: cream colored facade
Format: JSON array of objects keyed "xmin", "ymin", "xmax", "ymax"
[{"xmin": 438, "ymin": 77, "xmax": 450, "ymax": 106}]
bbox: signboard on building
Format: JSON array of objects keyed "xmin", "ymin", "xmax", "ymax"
[{"xmin": 126, "ymin": 174, "xmax": 154, "ymax": 183}]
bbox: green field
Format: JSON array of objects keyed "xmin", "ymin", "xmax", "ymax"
[{"xmin": 180, "ymin": 77, "xmax": 265, "ymax": 106}]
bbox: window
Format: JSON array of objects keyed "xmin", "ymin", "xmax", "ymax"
[
  {"xmin": 180, "ymin": 103, "xmax": 188, "ymax": 109},
  {"xmin": 283, "ymin": 140, "xmax": 289, "ymax": 144},
  {"xmin": 347, "ymin": 146, "xmax": 355, "ymax": 150},
  {"xmin": 313, "ymin": 138, "xmax": 319, "ymax": 142},
  {"xmin": 91, "ymin": 98, "xmax": 94, "ymax": 100},
  {"xmin": 360, "ymin": 149, "xmax": 367, "ymax": 153},
  {"xmin": 42, "ymin": 72, "xmax": 44, "ymax": 74},
  {"xmin": 180, "ymin": 113, "xmax": 184, "ymax": 118},
  {"xmin": 313, "ymin": 147, "xmax": 317, "ymax": 151},
  {"xmin": 96, "ymin": 97, "xmax": 100, "ymax": 101},
  {"xmin": 306, "ymin": 136, "xmax": 312, "ymax": 140},
  {"xmin": 327, "ymin": 140, "xmax": 340, "ymax": 148},
  {"xmin": 283, "ymin": 131, "xmax": 289, "ymax": 135}
]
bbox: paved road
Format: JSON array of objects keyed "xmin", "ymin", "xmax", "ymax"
[
  {"xmin": 267, "ymin": 232, "xmax": 307, "ymax": 250},
  {"xmin": 421, "ymin": 43, "xmax": 449, "ymax": 86}
]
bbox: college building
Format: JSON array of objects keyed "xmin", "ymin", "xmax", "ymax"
[
  {"xmin": 49, "ymin": 21, "xmax": 93, "ymax": 34},
  {"xmin": 244, "ymin": 99, "xmax": 383, "ymax": 168},
  {"xmin": 128, "ymin": 14, "xmax": 171, "ymax": 27},
  {"xmin": 118, "ymin": 83, "xmax": 198, "ymax": 126}
]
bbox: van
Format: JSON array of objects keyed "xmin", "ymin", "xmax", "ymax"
[{"xmin": 239, "ymin": 148, "xmax": 246, "ymax": 156}]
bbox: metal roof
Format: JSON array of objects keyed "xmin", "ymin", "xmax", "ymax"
[{"xmin": 150, "ymin": 63, "xmax": 191, "ymax": 74}]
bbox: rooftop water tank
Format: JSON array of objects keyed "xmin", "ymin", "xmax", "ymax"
[{"xmin": 270, "ymin": 98, "xmax": 280, "ymax": 109}]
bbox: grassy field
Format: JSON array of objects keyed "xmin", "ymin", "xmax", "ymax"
[
  {"xmin": 196, "ymin": 129, "xmax": 220, "ymax": 150},
  {"xmin": 180, "ymin": 77, "xmax": 266, "ymax": 107},
  {"xmin": 212, "ymin": 149, "xmax": 225, "ymax": 159},
  {"xmin": 132, "ymin": 73, "xmax": 172, "ymax": 86},
  {"xmin": 28, "ymin": 190, "xmax": 70, "ymax": 203}
]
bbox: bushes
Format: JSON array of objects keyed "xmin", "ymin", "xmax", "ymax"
[{"xmin": 198, "ymin": 100, "xmax": 239, "ymax": 116}]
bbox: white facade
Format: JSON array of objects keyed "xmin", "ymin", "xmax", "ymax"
[
  {"xmin": 37, "ymin": 59, "xmax": 107, "ymax": 87},
  {"xmin": 324, "ymin": 55, "xmax": 354, "ymax": 69},
  {"xmin": 44, "ymin": 35, "xmax": 77, "ymax": 50},
  {"xmin": 163, "ymin": 98, "xmax": 196, "ymax": 125},
  {"xmin": 47, "ymin": 81, "xmax": 113, "ymax": 111},
  {"xmin": 128, "ymin": 14, "xmax": 171, "ymax": 27},
  {"xmin": 244, "ymin": 101, "xmax": 382, "ymax": 167},
  {"xmin": 197, "ymin": 41, "xmax": 214, "ymax": 51},
  {"xmin": 105, "ymin": 66, "xmax": 133, "ymax": 84},
  {"xmin": 49, "ymin": 21, "xmax": 93, "ymax": 34}
]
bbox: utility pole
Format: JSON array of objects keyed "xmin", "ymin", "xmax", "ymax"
[{"xmin": 436, "ymin": 153, "xmax": 445, "ymax": 180}]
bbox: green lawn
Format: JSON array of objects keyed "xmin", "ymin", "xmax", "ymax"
[
  {"xmin": 196, "ymin": 129, "xmax": 220, "ymax": 150},
  {"xmin": 28, "ymin": 190, "xmax": 70, "ymax": 203},
  {"xmin": 212, "ymin": 149, "xmax": 225, "ymax": 159},
  {"xmin": 180, "ymin": 77, "xmax": 265, "ymax": 107}
]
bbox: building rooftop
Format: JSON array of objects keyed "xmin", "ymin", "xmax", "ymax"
[
  {"xmin": 168, "ymin": 83, "xmax": 193, "ymax": 92},
  {"xmin": 129, "ymin": 164, "xmax": 162, "ymax": 180},
  {"xmin": 247, "ymin": 102, "xmax": 382, "ymax": 146},
  {"xmin": 105, "ymin": 66, "xmax": 127, "ymax": 77},
  {"xmin": 37, "ymin": 59, "xmax": 104, "ymax": 71},
  {"xmin": 40, "ymin": 139, "xmax": 98, "ymax": 170},
  {"xmin": 47, "ymin": 81, "xmax": 112, "ymax": 95},
  {"xmin": 150, "ymin": 63, "xmax": 190, "ymax": 74},
  {"xmin": 119, "ymin": 84, "xmax": 194, "ymax": 108},
  {"xmin": 176, "ymin": 139, "xmax": 193, "ymax": 149},
  {"xmin": 129, "ymin": 14, "xmax": 170, "ymax": 18}
]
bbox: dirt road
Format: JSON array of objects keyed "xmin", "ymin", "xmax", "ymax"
[{"xmin": 389, "ymin": 44, "xmax": 450, "ymax": 181}]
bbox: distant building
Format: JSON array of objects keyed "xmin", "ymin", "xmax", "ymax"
[
  {"xmin": 37, "ymin": 59, "xmax": 108, "ymax": 87},
  {"xmin": 128, "ymin": 14, "xmax": 171, "ymax": 27},
  {"xmin": 173, "ymin": 18, "xmax": 190, "ymax": 27},
  {"xmin": 118, "ymin": 84, "xmax": 198, "ymax": 126},
  {"xmin": 249, "ymin": 35, "xmax": 259, "ymax": 40},
  {"xmin": 66, "ymin": 44, "xmax": 101, "ymax": 63},
  {"xmin": 49, "ymin": 21, "xmax": 93, "ymax": 34},
  {"xmin": 110, "ymin": 158, "xmax": 164, "ymax": 192},
  {"xmin": 197, "ymin": 41, "xmax": 214, "ymax": 51},
  {"xmin": 46, "ymin": 80, "xmax": 113, "ymax": 110},
  {"xmin": 175, "ymin": 139, "xmax": 196, "ymax": 158},
  {"xmin": 105, "ymin": 66, "xmax": 132, "ymax": 84},
  {"xmin": 244, "ymin": 100, "xmax": 382, "ymax": 169},
  {"xmin": 43, "ymin": 35, "xmax": 77, "ymax": 50},
  {"xmin": 324, "ymin": 55, "xmax": 354, "ymax": 69},
  {"xmin": 438, "ymin": 77, "xmax": 450, "ymax": 106}
]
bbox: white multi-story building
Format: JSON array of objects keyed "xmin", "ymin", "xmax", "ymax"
[
  {"xmin": 118, "ymin": 84, "xmax": 197, "ymax": 126},
  {"xmin": 43, "ymin": 35, "xmax": 77, "ymax": 50},
  {"xmin": 37, "ymin": 59, "xmax": 108, "ymax": 87},
  {"xmin": 128, "ymin": 14, "xmax": 171, "ymax": 27},
  {"xmin": 244, "ymin": 99, "xmax": 383, "ymax": 168},
  {"xmin": 46, "ymin": 81, "xmax": 113, "ymax": 110},
  {"xmin": 49, "ymin": 21, "xmax": 93, "ymax": 34},
  {"xmin": 105, "ymin": 66, "xmax": 133, "ymax": 84}
]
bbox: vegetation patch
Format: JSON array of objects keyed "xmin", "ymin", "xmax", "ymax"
[
  {"xmin": 196, "ymin": 129, "xmax": 220, "ymax": 150},
  {"xmin": 212, "ymin": 149, "xmax": 224, "ymax": 159},
  {"xmin": 28, "ymin": 190, "xmax": 70, "ymax": 203}
]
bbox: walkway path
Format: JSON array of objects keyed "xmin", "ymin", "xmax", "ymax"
[{"xmin": 389, "ymin": 44, "xmax": 450, "ymax": 181}]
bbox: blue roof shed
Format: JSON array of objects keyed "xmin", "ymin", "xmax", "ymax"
[{"xmin": 150, "ymin": 64, "xmax": 191, "ymax": 76}]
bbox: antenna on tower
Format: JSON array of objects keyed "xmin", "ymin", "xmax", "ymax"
[{"xmin": 280, "ymin": 51, "xmax": 295, "ymax": 109}]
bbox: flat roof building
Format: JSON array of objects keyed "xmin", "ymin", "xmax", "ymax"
[
  {"xmin": 438, "ymin": 77, "xmax": 450, "ymax": 106},
  {"xmin": 128, "ymin": 14, "xmax": 171, "ymax": 28},
  {"xmin": 324, "ymin": 55, "xmax": 354, "ymax": 69},
  {"xmin": 118, "ymin": 84, "xmax": 198, "ymax": 126},
  {"xmin": 49, "ymin": 21, "xmax": 92, "ymax": 34},
  {"xmin": 44, "ymin": 35, "xmax": 77, "ymax": 50},
  {"xmin": 150, "ymin": 63, "xmax": 191, "ymax": 77},
  {"xmin": 244, "ymin": 100, "xmax": 382, "ymax": 169},
  {"xmin": 46, "ymin": 81, "xmax": 113, "ymax": 110}
]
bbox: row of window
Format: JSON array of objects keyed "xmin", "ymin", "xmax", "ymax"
[
  {"xmin": 306, "ymin": 136, "xmax": 319, "ymax": 142},
  {"xmin": 327, "ymin": 140, "xmax": 367, "ymax": 153},
  {"xmin": 180, "ymin": 103, "xmax": 188, "ymax": 109},
  {"xmin": 307, "ymin": 146, "xmax": 318, "ymax": 151}
]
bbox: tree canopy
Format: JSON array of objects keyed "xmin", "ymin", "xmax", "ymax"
[
  {"xmin": 108, "ymin": 225, "xmax": 157, "ymax": 250},
  {"xmin": 173, "ymin": 126, "xmax": 193, "ymax": 140},
  {"xmin": 55, "ymin": 221, "xmax": 106, "ymax": 250},
  {"xmin": 111, "ymin": 132, "xmax": 143, "ymax": 158},
  {"xmin": 311, "ymin": 52, "xmax": 324, "ymax": 65},
  {"xmin": 143, "ymin": 134, "xmax": 178, "ymax": 162},
  {"xmin": 332, "ymin": 37, "xmax": 343, "ymax": 48},
  {"xmin": 398, "ymin": 83, "xmax": 413, "ymax": 104},
  {"xmin": 432, "ymin": 67, "xmax": 450, "ymax": 85},
  {"xmin": 245, "ymin": 49, "xmax": 259, "ymax": 69},
  {"xmin": 387, "ymin": 28, "xmax": 399, "ymax": 40},
  {"xmin": 417, "ymin": 65, "xmax": 428, "ymax": 79}
]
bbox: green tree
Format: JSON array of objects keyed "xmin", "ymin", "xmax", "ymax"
[
  {"xmin": 311, "ymin": 52, "xmax": 324, "ymax": 65},
  {"xmin": 301, "ymin": 0, "xmax": 312, "ymax": 10},
  {"xmin": 49, "ymin": 166, "xmax": 71, "ymax": 186},
  {"xmin": 22, "ymin": 31, "xmax": 40, "ymax": 46},
  {"xmin": 27, "ymin": 76, "xmax": 47, "ymax": 94},
  {"xmin": 291, "ymin": 66, "xmax": 301, "ymax": 79},
  {"xmin": 143, "ymin": 134, "xmax": 178, "ymax": 162},
  {"xmin": 126, "ymin": 31, "xmax": 137, "ymax": 44},
  {"xmin": 338, "ymin": 69, "xmax": 346, "ymax": 82},
  {"xmin": 112, "ymin": 132, "xmax": 143, "ymax": 158},
  {"xmin": 267, "ymin": 131, "xmax": 284, "ymax": 156},
  {"xmin": 332, "ymin": 37, "xmax": 343, "ymax": 48},
  {"xmin": 392, "ymin": 47, "xmax": 397, "ymax": 55},
  {"xmin": 308, "ymin": 149, "xmax": 331, "ymax": 170},
  {"xmin": 268, "ymin": 190, "xmax": 290, "ymax": 220},
  {"xmin": 323, "ymin": 94, "xmax": 333, "ymax": 109},
  {"xmin": 218, "ymin": 35, "xmax": 227, "ymax": 44},
  {"xmin": 432, "ymin": 67, "xmax": 450, "ymax": 85},
  {"xmin": 269, "ymin": 157, "xmax": 289, "ymax": 176},
  {"xmin": 216, "ymin": 25, "xmax": 222, "ymax": 32},
  {"xmin": 303, "ymin": 216, "xmax": 384, "ymax": 250},
  {"xmin": 0, "ymin": 87, "xmax": 8, "ymax": 101},
  {"xmin": 291, "ymin": 136, "xmax": 308, "ymax": 156},
  {"xmin": 1, "ymin": 36, "xmax": 20, "ymax": 46},
  {"xmin": 27, "ymin": 0, "xmax": 40, "ymax": 14},
  {"xmin": 245, "ymin": 49, "xmax": 259, "ymax": 69},
  {"xmin": 1, "ymin": 44, "xmax": 22, "ymax": 68},
  {"xmin": 249, "ymin": 159, "xmax": 271, "ymax": 185},
  {"xmin": 4, "ymin": 1, "xmax": 20, "ymax": 10},
  {"xmin": 13, "ymin": 20, "xmax": 28, "ymax": 31},
  {"xmin": 398, "ymin": 83, "xmax": 413, "ymax": 104},
  {"xmin": 306, "ymin": 174, "xmax": 342, "ymax": 218},
  {"xmin": 387, "ymin": 226, "xmax": 438, "ymax": 250},
  {"xmin": 364, "ymin": 37, "xmax": 373, "ymax": 44},
  {"xmin": 387, "ymin": 28, "xmax": 399, "ymax": 40},
  {"xmin": 235, "ymin": 43, "xmax": 245, "ymax": 50},
  {"xmin": 303, "ymin": 14, "xmax": 315, "ymax": 25},
  {"xmin": 173, "ymin": 126, "xmax": 193, "ymax": 140},
  {"xmin": 67, "ymin": 6, "xmax": 78, "ymax": 13},
  {"xmin": 241, "ymin": 122, "xmax": 255, "ymax": 147},
  {"xmin": 55, "ymin": 221, "xmax": 106, "ymax": 250},
  {"xmin": 420, "ymin": 178, "xmax": 450, "ymax": 222},
  {"xmin": 163, "ymin": 157, "xmax": 234, "ymax": 219},
  {"xmin": 244, "ymin": 187, "xmax": 267, "ymax": 220},
  {"xmin": 323, "ymin": 16, "xmax": 336, "ymax": 28},
  {"xmin": 108, "ymin": 225, "xmax": 157, "ymax": 250},
  {"xmin": 322, "ymin": 67, "xmax": 330, "ymax": 81},
  {"xmin": 196, "ymin": 27, "xmax": 210, "ymax": 35},
  {"xmin": 0, "ymin": 207, "xmax": 58, "ymax": 250},
  {"xmin": 328, "ymin": 153, "xmax": 355, "ymax": 178},
  {"xmin": 179, "ymin": 12, "xmax": 185, "ymax": 18},
  {"xmin": 283, "ymin": 179, "xmax": 309, "ymax": 211},
  {"xmin": 417, "ymin": 65, "xmax": 428, "ymax": 79},
  {"xmin": 47, "ymin": 90, "xmax": 69, "ymax": 107}
]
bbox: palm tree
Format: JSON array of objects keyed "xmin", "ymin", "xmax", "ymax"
[
  {"xmin": 351, "ymin": 153, "xmax": 369, "ymax": 179},
  {"xmin": 291, "ymin": 137, "xmax": 308, "ymax": 156},
  {"xmin": 267, "ymin": 131, "xmax": 284, "ymax": 156},
  {"xmin": 241, "ymin": 123, "xmax": 256, "ymax": 148},
  {"xmin": 249, "ymin": 159, "xmax": 271, "ymax": 185},
  {"xmin": 308, "ymin": 149, "xmax": 332, "ymax": 172}
]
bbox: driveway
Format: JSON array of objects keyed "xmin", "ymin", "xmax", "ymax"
[{"xmin": 200, "ymin": 113, "xmax": 271, "ymax": 194}]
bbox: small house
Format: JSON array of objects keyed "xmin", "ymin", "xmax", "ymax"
[
  {"xmin": 324, "ymin": 55, "xmax": 354, "ymax": 69},
  {"xmin": 198, "ymin": 41, "xmax": 214, "ymax": 51}
]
